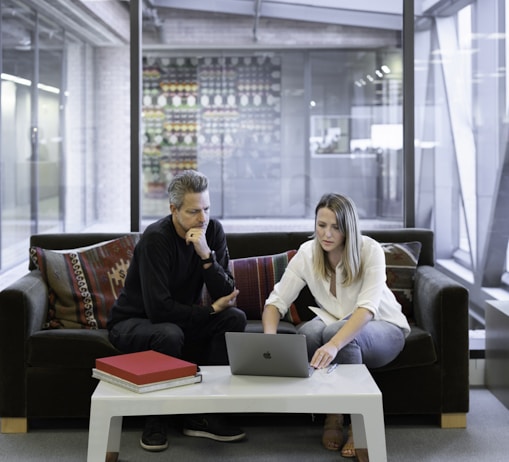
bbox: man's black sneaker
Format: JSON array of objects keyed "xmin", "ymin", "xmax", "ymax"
[
  {"xmin": 140, "ymin": 416, "xmax": 169, "ymax": 451},
  {"xmin": 182, "ymin": 414, "xmax": 246, "ymax": 442}
]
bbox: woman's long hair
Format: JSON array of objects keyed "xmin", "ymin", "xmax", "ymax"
[{"xmin": 313, "ymin": 193, "xmax": 363, "ymax": 286}]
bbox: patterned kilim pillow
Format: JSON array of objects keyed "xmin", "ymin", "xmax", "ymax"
[
  {"xmin": 381, "ymin": 241, "xmax": 422, "ymax": 320},
  {"xmin": 30, "ymin": 235, "xmax": 139, "ymax": 329},
  {"xmin": 229, "ymin": 250, "xmax": 300, "ymax": 323}
]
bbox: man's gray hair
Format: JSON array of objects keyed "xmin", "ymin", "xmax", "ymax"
[{"xmin": 168, "ymin": 170, "xmax": 208, "ymax": 209}]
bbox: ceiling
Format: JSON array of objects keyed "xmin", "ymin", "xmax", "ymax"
[
  {"xmin": 149, "ymin": 0, "xmax": 404, "ymax": 31},
  {"xmin": 0, "ymin": 0, "xmax": 471, "ymax": 50},
  {"xmin": 1, "ymin": 0, "xmax": 130, "ymax": 48},
  {"xmin": 144, "ymin": 0, "xmax": 475, "ymax": 34}
]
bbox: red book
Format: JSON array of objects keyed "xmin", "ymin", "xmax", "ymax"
[{"xmin": 95, "ymin": 350, "xmax": 197, "ymax": 385}]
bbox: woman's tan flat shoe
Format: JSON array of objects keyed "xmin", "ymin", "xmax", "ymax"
[
  {"xmin": 321, "ymin": 413, "xmax": 344, "ymax": 451},
  {"xmin": 340, "ymin": 424, "xmax": 356, "ymax": 458}
]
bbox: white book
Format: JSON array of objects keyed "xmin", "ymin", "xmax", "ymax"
[
  {"xmin": 307, "ymin": 306, "xmax": 339, "ymax": 326},
  {"xmin": 92, "ymin": 368, "xmax": 202, "ymax": 393}
]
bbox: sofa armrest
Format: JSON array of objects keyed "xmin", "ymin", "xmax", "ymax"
[
  {"xmin": 413, "ymin": 265, "xmax": 469, "ymax": 413},
  {"xmin": 0, "ymin": 271, "xmax": 48, "ymax": 417}
]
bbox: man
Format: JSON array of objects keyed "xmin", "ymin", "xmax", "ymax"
[{"xmin": 107, "ymin": 169, "xmax": 247, "ymax": 452}]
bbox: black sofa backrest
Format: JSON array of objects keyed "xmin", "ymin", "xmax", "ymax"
[
  {"xmin": 226, "ymin": 228, "xmax": 434, "ymax": 266},
  {"xmin": 29, "ymin": 227, "xmax": 434, "ymax": 271}
]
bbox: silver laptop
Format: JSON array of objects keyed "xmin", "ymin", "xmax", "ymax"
[{"xmin": 225, "ymin": 332, "xmax": 314, "ymax": 378}]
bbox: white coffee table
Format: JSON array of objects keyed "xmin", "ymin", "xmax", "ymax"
[{"xmin": 87, "ymin": 364, "xmax": 386, "ymax": 462}]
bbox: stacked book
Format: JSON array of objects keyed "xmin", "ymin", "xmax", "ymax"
[{"xmin": 93, "ymin": 350, "xmax": 202, "ymax": 393}]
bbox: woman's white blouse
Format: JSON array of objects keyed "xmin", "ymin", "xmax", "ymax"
[{"xmin": 265, "ymin": 236, "xmax": 411, "ymax": 336}]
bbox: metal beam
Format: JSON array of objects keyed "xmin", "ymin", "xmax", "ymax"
[
  {"xmin": 403, "ymin": 0, "xmax": 415, "ymax": 227},
  {"xmin": 481, "ymin": 136, "xmax": 509, "ymax": 286},
  {"xmin": 253, "ymin": 0, "xmax": 262, "ymax": 42},
  {"xmin": 151, "ymin": 0, "xmax": 403, "ymax": 30},
  {"xmin": 131, "ymin": 0, "xmax": 142, "ymax": 232},
  {"xmin": 12, "ymin": 0, "xmax": 128, "ymax": 46}
]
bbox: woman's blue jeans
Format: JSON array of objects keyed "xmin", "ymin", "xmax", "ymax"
[{"xmin": 297, "ymin": 317, "xmax": 405, "ymax": 369}]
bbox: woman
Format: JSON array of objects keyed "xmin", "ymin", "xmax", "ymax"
[{"xmin": 262, "ymin": 193, "xmax": 410, "ymax": 457}]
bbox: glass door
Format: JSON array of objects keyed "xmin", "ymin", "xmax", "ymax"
[
  {"xmin": 0, "ymin": 0, "xmax": 64, "ymax": 270},
  {"xmin": 36, "ymin": 22, "xmax": 65, "ymax": 234},
  {"xmin": 1, "ymin": 0, "xmax": 36, "ymax": 269}
]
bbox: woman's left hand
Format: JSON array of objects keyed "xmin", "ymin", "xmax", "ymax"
[{"xmin": 310, "ymin": 342, "xmax": 339, "ymax": 369}]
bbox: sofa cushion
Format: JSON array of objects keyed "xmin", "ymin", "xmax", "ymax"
[
  {"xmin": 244, "ymin": 319, "xmax": 297, "ymax": 334},
  {"xmin": 30, "ymin": 235, "xmax": 139, "ymax": 329},
  {"xmin": 27, "ymin": 329, "xmax": 120, "ymax": 368},
  {"xmin": 382, "ymin": 241, "xmax": 422, "ymax": 320},
  {"xmin": 372, "ymin": 326, "xmax": 437, "ymax": 371}
]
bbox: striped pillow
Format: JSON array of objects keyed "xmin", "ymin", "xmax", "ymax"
[{"xmin": 228, "ymin": 250, "xmax": 299, "ymax": 323}]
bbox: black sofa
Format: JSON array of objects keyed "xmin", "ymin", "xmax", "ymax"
[{"xmin": 0, "ymin": 228, "xmax": 469, "ymax": 433}]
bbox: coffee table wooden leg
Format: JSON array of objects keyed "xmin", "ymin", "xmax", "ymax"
[
  {"xmin": 87, "ymin": 414, "xmax": 109, "ymax": 461},
  {"xmin": 352, "ymin": 408, "xmax": 387, "ymax": 462},
  {"xmin": 351, "ymin": 413, "xmax": 367, "ymax": 448},
  {"xmin": 87, "ymin": 405, "xmax": 123, "ymax": 462},
  {"xmin": 356, "ymin": 448, "xmax": 369, "ymax": 462},
  {"xmin": 105, "ymin": 452, "xmax": 119, "ymax": 462},
  {"xmin": 106, "ymin": 416, "xmax": 123, "ymax": 455}
]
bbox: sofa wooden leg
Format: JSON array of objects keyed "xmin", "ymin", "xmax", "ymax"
[
  {"xmin": 440, "ymin": 413, "xmax": 467, "ymax": 428},
  {"xmin": 1, "ymin": 417, "xmax": 28, "ymax": 433}
]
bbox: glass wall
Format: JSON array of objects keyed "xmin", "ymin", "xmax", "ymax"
[
  {"xmin": 310, "ymin": 49, "xmax": 403, "ymax": 219},
  {"xmin": 0, "ymin": 1, "xmax": 406, "ymax": 279},
  {"xmin": 140, "ymin": 4, "xmax": 404, "ymax": 227},
  {"xmin": 0, "ymin": 0, "xmax": 131, "ymax": 274},
  {"xmin": 1, "ymin": 0, "xmax": 65, "ymax": 269},
  {"xmin": 414, "ymin": 0, "xmax": 509, "ymax": 322}
]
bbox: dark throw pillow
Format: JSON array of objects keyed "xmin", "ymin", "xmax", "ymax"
[{"xmin": 382, "ymin": 241, "xmax": 422, "ymax": 319}]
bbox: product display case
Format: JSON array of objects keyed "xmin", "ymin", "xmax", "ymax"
[{"xmin": 142, "ymin": 55, "xmax": 281, "ymax": 215}]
